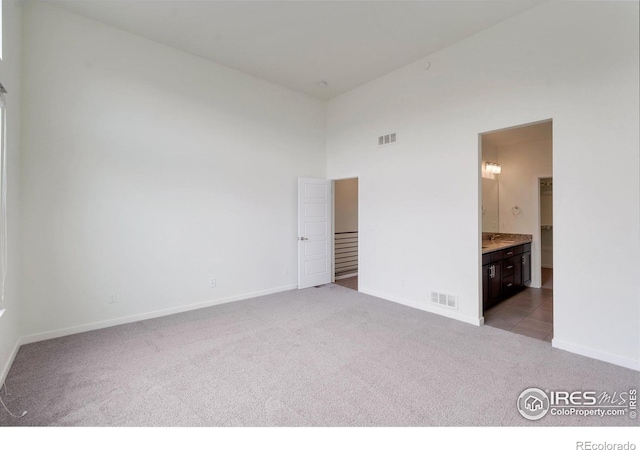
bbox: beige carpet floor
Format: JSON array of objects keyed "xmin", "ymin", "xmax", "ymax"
[{"xmin": 1, "ymin": 284, "xmax": 637, "ymax": 426}]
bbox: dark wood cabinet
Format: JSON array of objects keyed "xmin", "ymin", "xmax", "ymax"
[
  {"xmin": 522, "ymin": 250, "xmax": 531, "ymax": 284},
  {"xmin": 489, "ymin": 261, "xmax": 502, "ymax": 303},
  {"xmin": 482, "ymin": 253, "xmax": 502, "ymax": 308},
  {"xmin": 513, "ymin": 254, "xmax": 523, "ymax": 287},
  {"xmin": 482, "ymin": 242, "xmax": 532, "ymax": 311},
  {"xmin": 502, "ymin": 256, "xmax": 516, "ymax": 297},
  {"xmin": 482, "ymin": 263, "xmax": 490, "ymax": 310}
]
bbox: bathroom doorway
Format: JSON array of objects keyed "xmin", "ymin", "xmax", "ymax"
[
  {"xmin": 480, "ymin": 120, "xmax": 553, "ymax": 342},
  {"xmin": 333, "ymin": 178, "xmax": 358, "ymax": 291}
]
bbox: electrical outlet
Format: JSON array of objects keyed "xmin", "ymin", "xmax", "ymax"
[
  {"xmin": 108, "ymin": 293, "xmax": 117, "ymax": 304},
  {"xmin": 401, "ymin": 278, "xmax": 406, "ymax": 288},
  {"xmin": 283, "ymin": 267, "xmax": 289, "ymax": 275},
  {"xmin": 209, "ymin": 278, "xmax": 217, "ymax": 288}
]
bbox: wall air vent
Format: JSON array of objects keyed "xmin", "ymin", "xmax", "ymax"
[
  {"xmin": 430, "ymin": 291, "xmax": 458, "ymax": 310},
  {"xmin": 378, "ymin": 133, "xmax": 397, "ymax": 146}
]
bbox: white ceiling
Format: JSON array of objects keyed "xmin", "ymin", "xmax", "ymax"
[{"xmin": 44, "ymin": 0, "xmax": 544, "ymax": 100}]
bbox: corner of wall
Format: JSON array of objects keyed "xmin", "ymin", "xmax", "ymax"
[{"xmin": 0, "ymin": 0, "xmax": 24, "ymax": 386}]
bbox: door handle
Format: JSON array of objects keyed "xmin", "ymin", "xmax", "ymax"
[{"xmin": 298, "ymin": 237, "xmax": 309, "ymax": 241}]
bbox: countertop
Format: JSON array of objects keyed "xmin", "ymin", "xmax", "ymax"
[{"xmin": 482, "ymin": 234, "xmax": 532, "ymax": 254}]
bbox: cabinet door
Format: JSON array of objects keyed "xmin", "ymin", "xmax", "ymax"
[
  {"xmin": 522, "ymin": 251, "xmax": 531, "ymax": 284},
  {"xmin": 514, "ymin": 254, "xmax": 523, "ymax": 287},
  {"xmin": 489, "ymin": 263, "xmax": 502, "ymax": 303},
  {"xmin": 482, "ymin": 264, "xmax": 490, "ymax": 310}
]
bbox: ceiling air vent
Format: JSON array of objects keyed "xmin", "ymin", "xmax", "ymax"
[
  {"xmin": 378, "ymin": 133, "xmax": 397, "ymax": 146},
  {"xmin": 431, "ymin": 291, "xmax": 458, "ymax": 310}
]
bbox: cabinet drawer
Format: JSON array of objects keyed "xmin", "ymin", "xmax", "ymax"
[
  {"xmin": 502, "ymin": 275, "xmax": 515, "ymax": 292},
  {"xmin": 490, "ymin": 244, "xmax": 524, "ymax": 262},
  {"xmin": 502, "ymin": 257, "xmax": 515, "ymax": 276}
]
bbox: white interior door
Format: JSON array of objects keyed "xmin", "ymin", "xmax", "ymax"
[{"xmin": 298, "ymin": 178, "xmax": 331, "ymax": 289}]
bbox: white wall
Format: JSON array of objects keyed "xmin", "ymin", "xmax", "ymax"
[
  {"xmin": 20, "ymin": 3, "xmax": 325, "ymax": 338},
  {"xmin": 334, "ymin": 178, "xmax": 358, "ymax": 233},
  {"xmin": 326, "ymin": 2, "xmax": 639, "ymax": 369},
  {"xmin": 498, "ymin": 136, "xmax": 553, "ymax": 287},
  {"xmin": 0, "ymin": 0, "xmax": 22, "ymax": 382},
  {"xmin": 498, "ymin": 137, "xmax": 552, "ymax": 235}
]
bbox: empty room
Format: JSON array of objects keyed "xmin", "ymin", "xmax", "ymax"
[{"xmin": 0, "ymin": 0, "xmax": 638, "ymax": 445}]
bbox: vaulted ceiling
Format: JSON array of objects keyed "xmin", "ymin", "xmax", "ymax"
[{"xmin": 45, "ymin": 1, "xmax": 544, "ymax": 99}]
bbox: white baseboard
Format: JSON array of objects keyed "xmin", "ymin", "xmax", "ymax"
[
  {"xmin": 0, "ymin": 338, "xmax": 21, "ymax": 386},
  {"xmin": 19, "ymin": 284, "xmax": 298, "ymax": 346},
  {"xmin": 359, "ymin": 288, "xmax": 482, "ymax": 326},
  {"xmin": 552, "ymin": 338, "xmax": 639, "ymax": 371}
]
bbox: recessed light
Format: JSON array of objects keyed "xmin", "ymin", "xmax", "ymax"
[{"xmin": 316, "ymin": 81, "xmax": 329, "ymax": 88}]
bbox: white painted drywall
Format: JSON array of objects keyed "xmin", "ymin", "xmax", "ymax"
[
  {"xmin": 334, "ymin": 178, "xmax": 358, "ymax": 233},
  {"xmin": 0, "ymin": 0, "xmax": 22, "ymax": 382},
  {"xmin": 19, "ymin": 3, "xmax": 325, "ymax": 337},
  {"xmin": 497, "ymin": 136, "xmax": 553, "ymax": 288},
  {"xmin": 326, "ymin": 2, "xmax": 639, "ymax": 369}
]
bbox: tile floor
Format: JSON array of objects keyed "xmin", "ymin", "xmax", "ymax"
[
  {"xmin": 334, "ymin": 275, "xmax": 358, "ymax": 291},
  {"xmin": 338, "ymin": 271, "xmax": 554, "ymax": 342},
  {"xmin": 484, "ymin": 268, "xmax": 554, "ymax": 342}
]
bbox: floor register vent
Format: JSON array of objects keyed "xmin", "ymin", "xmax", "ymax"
[{"xmin": 431, "ymin": 291, "xmax": 458, "ymax": 310}]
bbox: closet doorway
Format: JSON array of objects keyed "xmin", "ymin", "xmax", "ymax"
[
  {"xmin": 539, "ymin": 178, "xmax": 553, "ymax": 290},
  {"xmin": 333, "ymin": 178, "xmax": 358, "ymax": 291}
]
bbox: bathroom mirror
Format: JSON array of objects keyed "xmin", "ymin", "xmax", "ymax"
[
  {"xmin": 482, "ymin": 177, "xmax": 499, "ymax": 233},
  {"xmin": 481, "ymin": 145, "xmax": 499, "ymax": 233}
]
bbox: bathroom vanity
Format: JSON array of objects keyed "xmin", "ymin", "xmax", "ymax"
[{"xmin": 482, "ymin": 237, "xmax": 532, "ymax": 311}]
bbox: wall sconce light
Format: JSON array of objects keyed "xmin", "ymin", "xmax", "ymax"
[{"xmin": 486, "ymin": 162, "xmax": 502, "ymax": 174}]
